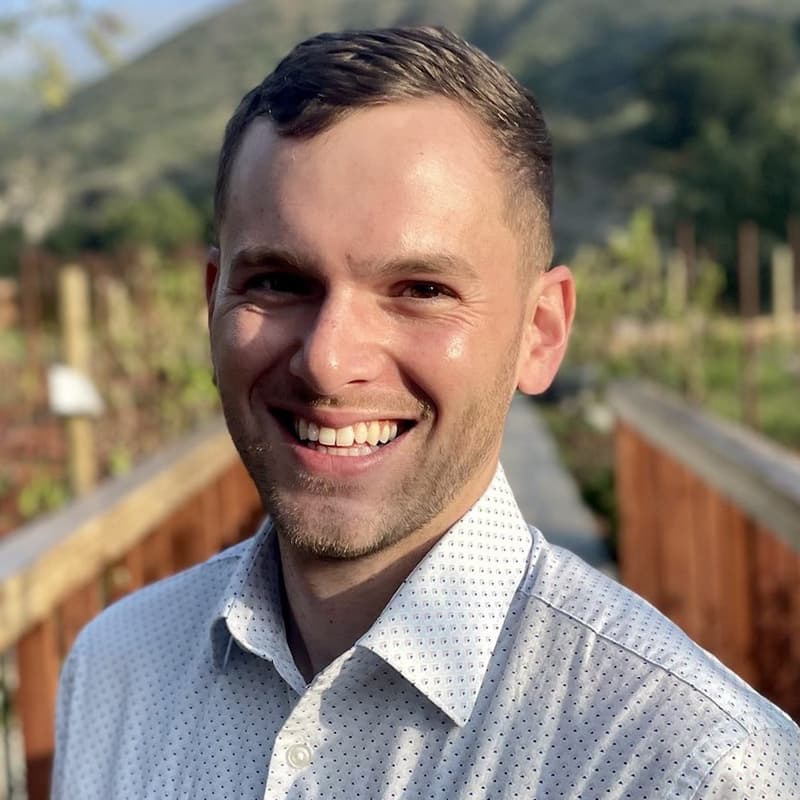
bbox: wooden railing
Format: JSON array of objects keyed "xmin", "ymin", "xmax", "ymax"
[
  {"xmin": 0, "ymin": 419, "xmax": 263, "ymax": 800},
  {"xmin": 5, "ymin": 385, "xmax": 799, "ymax": 795},
  {"xmin": 610, "ymin": 382, "xmax": 800, "ymax": 721}
]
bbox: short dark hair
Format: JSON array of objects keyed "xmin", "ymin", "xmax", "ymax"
[{"xmin": 214, "ymin": 26, "xmax": 553, "ymax": 264}]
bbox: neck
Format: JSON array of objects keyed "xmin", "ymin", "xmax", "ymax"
[
  {"xmin": 277, "ymin": 458, "xmax": 501, "ymax": 683},
  {"xmin": 278, "ymin": 529, "xmax": 442, "ymax": 683}
]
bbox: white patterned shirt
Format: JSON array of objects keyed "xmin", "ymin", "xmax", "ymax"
[{"xmin": 53, "ymin": 465, "xmax": 799, "ymax": 799}]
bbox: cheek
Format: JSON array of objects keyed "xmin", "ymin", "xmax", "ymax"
[
  {"xmin": 398, "ymin": 315, "xmax": 522, "ymax": 409},
  {"xmin": 212, "ymin": 310, "xmax": 284, "ymax": 372},
  {"xmin": 445, "ymin": 334, "xmax": 466, "ymax": 361},
  {"xmin": 398, "ymin": 326, "xmax": 485, "ymax": 403}
]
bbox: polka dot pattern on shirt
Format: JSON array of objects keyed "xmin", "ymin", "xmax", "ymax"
[{"xmin": 52, "ymin": 464, "xmax": 800, "ymax": 799}]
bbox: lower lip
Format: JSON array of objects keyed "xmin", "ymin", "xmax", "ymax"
[{"xmin": 273, "ymin": 415, "xmax": 409, "ymax": 477}]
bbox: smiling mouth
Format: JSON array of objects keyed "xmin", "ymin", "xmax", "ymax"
[{"xmin": 272, "ymin": 410, "xmax": 413, "ymax": 457}]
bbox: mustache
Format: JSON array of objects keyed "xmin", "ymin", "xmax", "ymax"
[{"xmin": 260, "ymin": 380, "xmax": 435, "ymax": 420}]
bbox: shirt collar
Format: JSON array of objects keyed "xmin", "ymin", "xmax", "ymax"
[
  {"xmin": 210, "ymin": 518, "xmax": 306, "ymax": 690},
  {"xmin": 210, "ymin": 463, "xmax": 537, "ymax": 721},
  {"xmin": 359, "ymin": 464, "xmax": 536, "ymax": 725}
]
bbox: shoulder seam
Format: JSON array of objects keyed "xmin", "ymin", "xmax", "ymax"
[{"xmin": 528, "ymin": 591, "xmax": 751, "ymax": 735}]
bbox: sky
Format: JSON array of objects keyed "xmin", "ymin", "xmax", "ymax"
[{"xmin": 0, "ymin": 0, "xmax": 236, "ymax": 82}]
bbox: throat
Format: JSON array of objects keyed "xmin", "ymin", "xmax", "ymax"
[{"xmin": 277, "ymin": 529, "xmax": 443, "ymax": 680}]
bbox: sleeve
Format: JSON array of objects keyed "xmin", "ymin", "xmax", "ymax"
[
  {"xmin": 692, "ymin": 725, "xmax": 800, "ymax": 799},
  {"xmin": 50, "ymin": 641, "xmax": 80, "ymax": 800}
]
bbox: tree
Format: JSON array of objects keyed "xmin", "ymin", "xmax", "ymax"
[
  {"xmin": 639, "ymin": 18, "xmax": 800, "ymax": 286},
  {"xmin": 102, "ymin": 187, "xmax": 204, "ymax": 253},
  {"xmin": 641, "ymin": 19, "xmax": 796, "ymax": 148},
  {"xmin": 44, "ymin": 185, "xmax": 204, "ymax": 257},
  {"xmin": 0, "ymin": 224, "xmax": 25, "ymax": 278},
  {"xmin": 0, "ymin": 1, "xmax": 125, "ymax": 108}
]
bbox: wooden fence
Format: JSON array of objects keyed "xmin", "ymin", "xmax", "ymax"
[
  {"xmin": 610, "ymin": 382, "xmax": 800, "ymax": 720},
  {"xmin": 0, "ymin": 419, "xmax": 263, "ymax": 800}
]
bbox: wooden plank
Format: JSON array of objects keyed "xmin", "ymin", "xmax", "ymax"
[
  {"xmin": 608, "ymin": 382, "xmax": 800, "ymax": 551},
  {"xmin": 58, "ymin": 580, "xmax": 102, "ymax": 657},
  {"xmin": 0, "ymin": 421, "xmax": 244, "ymax": 652},
  {"xmin": 614, "ymin": 423, "xmax": 641, "ymax": 594},
  {"xmin": 654, "ymin": 454, "xmax": 697, "ymax": 636},
  {"xmin": 616, "ymin": 426, "xmax": 661, "ymax": 604},
  {"xmin": 711, "ymin": 498, "xmax": 756, "ymax": 685},
  {"xmin": 141, "ymin": 523, "xmax": 176, "ymax": 586},
  {"xmin": 237, "ymin": 464, "xmax": 262, "ymax": 541},
  {"xmin": 689, "ymin": 477, "xmax": 725, "ymax": 655},
  {"xmin": 16, "ymin": 619, "xmax": 60, "ymax": 800},
  {"xmin": 219, "ymin": 463, "xmax": 260, "ymax": 547},
  {"xmin": 106, "ymin": 542, "xmax": 145, "ymax": 604},
  {"xmin": 171, "ymin": 500, "xmax": 212, "ymax": 572},
  {"xmin": 199, "ymin": 480, "xmax": 225, "ymax": 556},
  {"xmin": 752, "ymin": 526, "xmax": 800, "ymax": 719},
  {"xmin": 218, "ymin": 468, "xmax": 241, "ymax": 549}
]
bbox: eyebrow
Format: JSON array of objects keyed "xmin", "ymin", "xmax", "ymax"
[
  {"xmin": 228, "ymin": 246, "xmax": 317, "ymax": 275},
  {"xmin": 369, "ymin": 252, "xmax": 480, "ymax": 282},
  {"xmin": 227, "ymin": 245, "xmax": 480, "ymax": 282}
]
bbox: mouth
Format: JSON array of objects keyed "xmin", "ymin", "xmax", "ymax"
[{"xmin": 271, "ymin": 409, "xmax": 414, "ymax": 457}]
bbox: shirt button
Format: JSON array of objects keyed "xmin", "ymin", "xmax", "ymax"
[{"xmin": 286, "ymin": 742, "xmax": 312, "ymax": 769}]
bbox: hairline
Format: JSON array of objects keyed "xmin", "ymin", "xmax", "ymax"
[{"xmin": 215, "ymin": 98, "xmax": 552, "ymax": 277}]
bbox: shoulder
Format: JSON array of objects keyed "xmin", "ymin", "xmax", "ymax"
[
  {"xmin": 69, "ymin": 537, "xmax": 251, "ymax": 665},
  {"xmin": 52, "ymin": 537, "xmax": 258, "ymax": 798},
  {"xmin": 507, "ymin": 530, "xmax": 800, "ymax": 792},
  {"xmin": 519, "ymin": 528, "xmax": 798, "ymax": 735},
  {"xmin": 694, "ymin": 725, "xmax": 800, "ymax": 798}
]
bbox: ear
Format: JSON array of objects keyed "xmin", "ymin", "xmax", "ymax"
[
  {"xmin": 205, "ymin": 247, "xmax": 221, "ymax": 387},
  {"xmin": 205, "ymin": 246, "xmax": 221, "ymax": 326},
  {"xmin": 516, "ymin": 265, "xmax": 575, "ymax": 395}
]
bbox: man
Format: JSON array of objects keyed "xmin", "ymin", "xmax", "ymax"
[{"xmin": 53, "ymin": 26, "xmax": 798, "ymax": 799}]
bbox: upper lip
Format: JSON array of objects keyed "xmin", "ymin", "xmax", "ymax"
[{"xmin": 270, "ymin": 404, "xmax": 417, "ymax": 428}]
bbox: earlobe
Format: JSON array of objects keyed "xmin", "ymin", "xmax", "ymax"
[{"xmin": 516, "ymin": 265, "xmax": 575, "ymax": 395}]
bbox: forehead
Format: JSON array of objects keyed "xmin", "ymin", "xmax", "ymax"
[{"xmin": 221, "ymin": 98, "xmax": 519, "ymax": 271}]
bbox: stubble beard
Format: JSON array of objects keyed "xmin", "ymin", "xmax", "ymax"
[{"xmin": 220, "ymin": 331, "xmax": 521, "ymax": 560}]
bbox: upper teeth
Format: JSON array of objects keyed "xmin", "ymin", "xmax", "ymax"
[{"xmin": 295, "ymin": 418, "xmax": 399, "ymax": 446}]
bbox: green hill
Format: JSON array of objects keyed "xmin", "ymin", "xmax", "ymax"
[{"xmin": 0, "ymin": 0, "xmax": 797, "ymax": 251}]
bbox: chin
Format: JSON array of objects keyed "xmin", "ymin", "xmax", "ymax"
[{"xmin": 265, "ymin": 490, "xmax": 425, "ymax": 560}]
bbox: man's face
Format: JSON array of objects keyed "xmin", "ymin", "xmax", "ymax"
[{"xmin": 208, "ymin": 99, "xmax": 559, "ymax": 558}]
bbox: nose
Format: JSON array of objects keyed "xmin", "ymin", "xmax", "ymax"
[{"xmin": 288, "ymin": 288, "xmax": 386, "ymax": 396}]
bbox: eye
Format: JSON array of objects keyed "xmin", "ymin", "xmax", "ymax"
[
  {"xmin": 398, "ymin": 282, "xmax": 456, "ymax": 300},
  {"xmin": 244, "ymin": 272, "xmax": 314, "ymax": 296}
]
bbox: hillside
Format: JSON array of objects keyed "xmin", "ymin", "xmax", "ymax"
[{"xmin": 0, "ymin": 0, "xmax": 797, "ymax": 251}]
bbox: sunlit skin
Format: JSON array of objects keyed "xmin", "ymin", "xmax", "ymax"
[{"xmin": 206, "ymin": 98, "xmax": 574, "ymax": 679}]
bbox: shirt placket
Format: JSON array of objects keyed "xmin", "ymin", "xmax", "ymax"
[{"xmin": 262, "ymin": 653, "xmax": 349, "ymax": 799}]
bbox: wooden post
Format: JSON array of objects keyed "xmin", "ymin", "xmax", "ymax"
[
  {"xmin": 665, "ymin": 250, "xmax": 688, "ymax": 317},
  {"xmin": 97, "ymin": 274, "xmax": 132, "ymax": 345},
  {"xmin": 737, "ymin": 222, "xmax": 759, "ymax": 428},
  {"xmin": 771, "ymin": 245, "xmax": 795, "ymax": 344},
  {"xmin": 0, "ymin": 277, "xmax": 19, "ymax": 330},
  {"xmin": 58, "ymin": 265, "xmax": 98, "ymax": 495},
  {"xmin": 58, "ymin": 581, "xmax": 101, "ymax": 656},
  {"xmin": 676, "ymin": 221, "xmax": 696, "ymax": 291},
  {"xmin": 19, "ymin": 249, "xmax": 45, "ymax": 408},
  {"xmin": 788, "ymin": 216, "xmax": 800, "ymax": 312},
  {"xmin": 16, "ymin": 620, "xmax": 60, "ymax": 800}
]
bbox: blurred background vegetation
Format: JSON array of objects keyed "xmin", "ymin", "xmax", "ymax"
[{"xmin": 0, "ymin": 0, "xmax": 799, "ymax": 543}]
